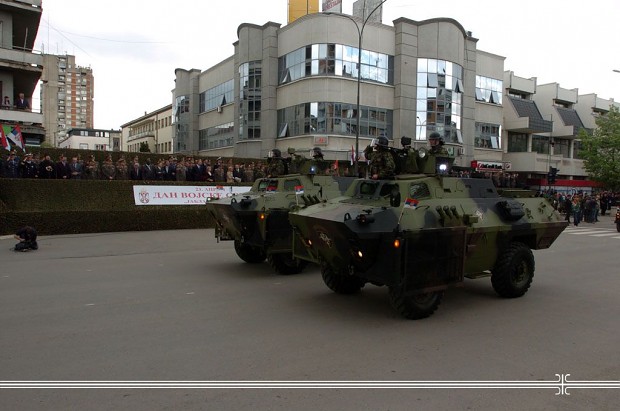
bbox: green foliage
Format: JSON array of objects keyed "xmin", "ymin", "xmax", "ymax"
[
  {"xmin": 579, "ymin": 106, "xmax": 620, "ymax": 190},
  {"xmin": 139, "ymin": 142, "xmax": 151, "ymax": 152}
]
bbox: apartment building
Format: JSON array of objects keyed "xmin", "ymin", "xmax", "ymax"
[
  {"xmin": 40, "ymin": 54, "xmax": 94, "ymax": 147},
  {"xmin": 58, "ymin": 127, "xmax": 121, "ymax": 152},
  {"xmin": 0, "ymin": 0, "xmax": 45, "ymax": 147}
]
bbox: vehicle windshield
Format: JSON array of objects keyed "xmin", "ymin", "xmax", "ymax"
[{"xmin": 257, "ymin": 179, "xmax": 279, "ymax": 192}]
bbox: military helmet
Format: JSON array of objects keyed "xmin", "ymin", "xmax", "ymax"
[
  {"xmin": 271, "ymin": 148, "xmax": 282, "ymax": 158},
  {"xmin": 376, "ymin": 136, "xmax": 389, "ymax": 148},
  {"xmin": 429, "ymin": 132, "xmax": 441, "ymax": 141},
  {"xmin": 312, "ymin": 147, "xmax": 323, "ymax": 158}
]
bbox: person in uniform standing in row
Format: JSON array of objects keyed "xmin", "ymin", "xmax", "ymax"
[{"xmin": 367, "ymin": 136, "xmax": 396, "ymax": 180}]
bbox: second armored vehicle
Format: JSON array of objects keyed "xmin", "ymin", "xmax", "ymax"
[{"xmin": 206, "ymin": 151, "xmax": 354, "ymax": 275}]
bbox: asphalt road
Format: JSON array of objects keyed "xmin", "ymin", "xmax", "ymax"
[{"xmin": 1, "ymin": 214, "xmax": 619, "ymax": 410}]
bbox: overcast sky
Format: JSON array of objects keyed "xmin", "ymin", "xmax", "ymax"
[{"xmin": 33, "ymin": 0, "xmax": 620, "ymax": 130}]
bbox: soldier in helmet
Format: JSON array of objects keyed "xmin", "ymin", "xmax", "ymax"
[
  {"xmin": 428, "ymin": 132, "xmax": 449, "ymax": 156},
  {"xmin": 267, "ymin": 148, "xmax": 286, "ymax": 177},
  {"xmin": 368, "ymin": 136, "xmax": 396, "ymax": 180},
  {"xmin": 311, "ymin": 147, "xmax": 327, "ymax": 174}
]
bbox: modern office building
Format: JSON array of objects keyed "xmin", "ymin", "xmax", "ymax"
[
  {"xmin": 0, "ymin": 0, "xmax": 45, "ymax": 147},
  {"xmin": 170, "ymin": 9, "xmax": 616, "ymax": 191},
  {"xmin": 121, "ymin": 105, "xmax": 173, "ymax": 154},
  {"xmin": 40, "ymin": 54, "xmax": 94, "ymax": 147},
  {"xmin": 173, "ymin": 14, "xmax": 494, "ymax": 170}
]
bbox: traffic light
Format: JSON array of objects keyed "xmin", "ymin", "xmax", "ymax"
[{"xmin": 548, "ymin": 167, "xmax": 558, "ymax": 184}]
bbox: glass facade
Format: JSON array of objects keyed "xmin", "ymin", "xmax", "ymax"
[
  {"xmin": 278, "ymin": 44, "xmax": 394, "ymax": 85},
  {"xmin": 416, "ymin": 58, "xmax": 464, "ymax": 143},
  {"xmin": 277, "ymin": 102, "xmax": 392, "ymax": 138},
  {"xmin": 474, "ymin": 122, "xmax": 501, "ymax": 149},
  {"xmin": 174, "ymin": 95, "xmax": 190, "ymax": 151},
  {"xmin": 475, "ymin": 75, "xmax": 503, "ymax": 104},
  {"xmin": 199, "ymin": 122, "xmax": 235, "ymax": 150},
  {"xmin": 239, "ymin": 61, "xmax": 262, "ymax": 140},
  {"xmin": 554, "ymin": 138, "xmax": 570, "ymax": 158},
  {"xmin": 199, "ymin": 80, "xmax": 234, "ymax": 113}
]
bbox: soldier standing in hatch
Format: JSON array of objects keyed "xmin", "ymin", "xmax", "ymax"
[
  {"xmin": 428, "ymin": 132, "xmax": 449, "ymax": 156},
  {"xmin": 368, "ymin": 136, "xmax": 395, "ymax": 180},
  {"xmin": 267, "ymin": 148, "xmax": 286, "ymax": 177}
]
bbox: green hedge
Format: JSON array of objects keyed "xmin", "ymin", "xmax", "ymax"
[{"xmin": 0, "ymin": 179, "xmax": 252, "ymax": 235}]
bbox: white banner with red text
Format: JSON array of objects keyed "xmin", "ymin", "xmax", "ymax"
[{"xmin": 132, "ymin": 185, "xmax": 251, "ymax": 205}]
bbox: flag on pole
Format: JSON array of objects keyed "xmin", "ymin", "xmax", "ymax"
[
  {"xmin": 0, "ymin": 126, "xmax": 10, "ymax": 151},
  {"xmin": 294, "ymin": 185, "xmax": 304, "ymax": 195},
  {"xmin": 350, "ymin": 145, "xmax": 355, "ymax": 165},
  {"xmin": 3, "ymin": 124, "xmax": 25, "ymax": 150},
  {"xmin": 404, "ymin": 197, "xmax": 419, "ymax": 209},
  {"xmin": 333, "ymin": 159, "xmax": 338, "ymax": 170}
]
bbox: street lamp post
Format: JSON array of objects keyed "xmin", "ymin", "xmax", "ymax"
[{"xmin": 323, "ymin": 0, "xmax": 388, "ymax": 176}]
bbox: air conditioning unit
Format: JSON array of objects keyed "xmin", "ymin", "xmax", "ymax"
[
  {"xmin": 216, "ymin": 106, "xmax": 222, "ymax": 113},
  {"xmin": 457, "ymin": 148, "xmax": 464, "ymax": 156}
]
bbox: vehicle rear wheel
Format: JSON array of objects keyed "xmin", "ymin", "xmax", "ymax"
[
  {"xmin": 267, "ymin": 253, "xmax": 308, "ymax": 275},
  {"xmin": 388, "ymin": 287, "xmax": 443, "ymax": 319},
  {"xmin": 233, "ymin": 240, "xmax": 266, "ymax": 264},
  {"xmin": 321, "ymin": 265, "xmax": 364, "ymax": 294},
  {"xmin": 491, "ymin": 242, "xmax": 534, "ymax": 298}
]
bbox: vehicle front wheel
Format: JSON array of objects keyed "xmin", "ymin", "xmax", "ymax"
[
  {"xmin": 321, "ymin": 265, "xmax": 364, "ymax": 294},
  {"xmin": 388, "ymin": 287, "xmax": 443, "ymax": 319},
  {"xmin": 491, "ymin": 242, "xmax": 534, "ymax": 298},
  {"xmin": 233, "ymin": 240, "xmax": 266, "ymax": 264},
  {"xmin": 267, "ymin": 253, "xmax": 308, "ymax": 275}
]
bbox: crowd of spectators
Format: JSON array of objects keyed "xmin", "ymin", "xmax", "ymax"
[
  {"xmin": 0, "ymin": 151, "xmax": 282, "ymax": 183},
  {"xmin": 537, "ymin": 190, "xmax": 619, "ymax": 226}
]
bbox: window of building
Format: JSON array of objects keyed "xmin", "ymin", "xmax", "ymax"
[
  {"xmin": 277, "ymin": 102, "xmax": 392, "ymax": 139},
  {"xmin": 199, "ymin": 121, "xmax": 235, "ymax": 150},
  {"xmin": 574, "ymin": 140, "xmax": 583, "ymax": 159},
  {"xmin": 416, "ymin": 58, "xmax": 464, "ymax": 143},
  {"xmin": 238, "ymin": 61, "xmax": 262, "ymax": 140},
  {"xmin": 475, "ymin": 75, "xmax": 503, "ymax": 105},
  {"xmin": 554, "ymin": 138, "xmax": 570, "ymax": 158},
  {"xmin": 475, "ymin": 123, "xmax": 501, "ymax": 149},
  {"xmin": 278, "ymin": 43, "xmax": 394, "ymax": 85},
  {"xmin": 531, "ymin": 134, "xmax": 550, "ymax": 154},
  {"xmin": 507, "ymin": 132, "xmax": 528, "ymax": 152},
  {"xmin": 199, "ymin": 79, "xmax": 234, "ymax": 113}
]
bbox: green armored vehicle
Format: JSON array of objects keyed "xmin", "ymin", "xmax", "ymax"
[
  {"xmin": 206, "ymin": 149, "xmax": 355, "ymax": 275},
  {"xmin": 289, "ymin": 141, "xmax": 568, "ymax": 319}
]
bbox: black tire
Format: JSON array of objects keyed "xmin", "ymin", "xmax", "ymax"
[
  {"xmin": 233, "ymin": 240, "xmax": 266, "ymax": 264},
  {"xmin": 388, "ymin": 287, "xmax": 443, "ymax": 320},
  {"xmin": 491, "ymin": 242, "xmax": 534, "ymax": 298},
  {"xmin": 321, "ymin": 265, "xmax": 364, "ymax": 294},
  {"xmin": 267, "ymin": 253, "xmax": 308, "ymax": 275}
]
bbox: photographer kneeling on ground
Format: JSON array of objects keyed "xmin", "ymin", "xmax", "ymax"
[{"xmin": 14, "ymin": 226, "xmax": 38, "ymax": 252}]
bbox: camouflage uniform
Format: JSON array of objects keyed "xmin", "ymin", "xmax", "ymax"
[
  {"xmin": 267, "ymin": 158, "xmax": 286, "ymax": 177},
  {"xmin": 369, "ymin": 149, "xmax": 396, "ymax": 179}
]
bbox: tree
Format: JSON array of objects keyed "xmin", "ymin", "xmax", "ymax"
[
  {"xmin": 578, "ymin": 105, "xmax": 620, "ymax": 191},
  {"xmin": 139, "ymin": 142, "xmax": 151, "ymax": 153}
]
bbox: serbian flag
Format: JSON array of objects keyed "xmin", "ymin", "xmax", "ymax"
[
  {"xmin": 333, "ymin": 159, "xmax": 339, "ymax": 170},
  {"xmin": 404, "ymin": 197, "xmax": 419, "ymax": 209},
  {"xmin": 3, "ymin": 124, "xmax": 25, "ymax": 150},
  {"xmin": 294, "ymin": 185, "xmax": 304, "ymax": 195},
  {"xmin": 0, "ymin": 126, "xmax": 10, "ymax": 151},
  {"xmin": 266, "ymin": 185, "xmax": 277, "ymax": 192},
  {"xmin": 350, "ymin": 145, "xmax": 355, "ymax": 165}
]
